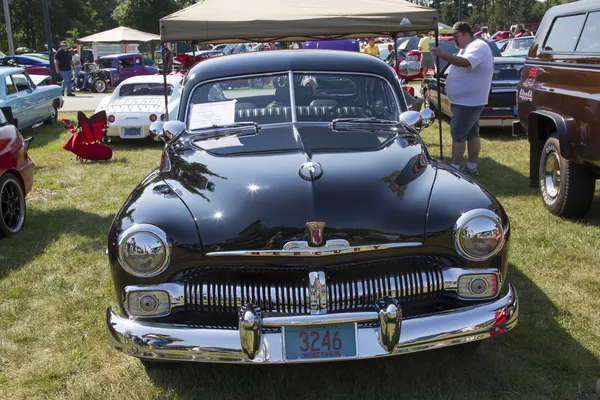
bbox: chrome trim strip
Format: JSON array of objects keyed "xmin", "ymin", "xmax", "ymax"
[
  {"xmin": 262, "ymin": 311, "xmax": 378, "ymax": 327},
  {"xmin": 107, "ymin": 283, "xmax": 518, "ymax": 364},
  {"xmin": 206, "ymin": 242, "xmax": 422, "ymax": 257}
]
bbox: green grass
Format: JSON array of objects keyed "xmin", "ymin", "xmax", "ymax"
[{"xmin": 0, "ymin": 113, "xmax": 598, "ymax": 399}]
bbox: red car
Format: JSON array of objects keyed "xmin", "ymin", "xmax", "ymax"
[
  {"xmin": 490, "ymin": 31, "xmax": 514, "ymax": 41},
  {"xmin": 0, "ymin": 107, "xmax": 34, "ymax": 237}
]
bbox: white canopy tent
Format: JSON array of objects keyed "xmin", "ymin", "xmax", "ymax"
[
  {"xmin": 78, "ymin": 26, "xmax": 161, "ymax": 44},
  {"xmin": 78, "ymin": 26, "xmax": 161, "ymax": 59},
  {"xmin": 159, "ymin": 0, "xmax": 438, "ymax": 43}
]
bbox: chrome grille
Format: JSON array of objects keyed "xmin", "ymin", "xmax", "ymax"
[{"xmin": 183, "ymin": 258, "xmax": 445, "ymax": 315}]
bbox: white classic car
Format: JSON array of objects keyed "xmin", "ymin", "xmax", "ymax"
[{"xmin": 95, "ymin": 75, "xmax": 182, "ymax": 140}]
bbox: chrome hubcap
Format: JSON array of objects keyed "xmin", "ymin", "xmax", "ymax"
[
  {"xmin": 1, "ymin": 179, "xmax": 25, "ymax": 232},
  {"xmin": 544, "ymin": 152, "xmax": 561, "ymax": 199}
]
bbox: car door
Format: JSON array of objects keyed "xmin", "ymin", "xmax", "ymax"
[
  {"xmin": 132, "ymin": 56, "xmax": 146, "ymax": 76},
  {"xmin": 22, "ymin": 70, "xmax": 49, "ymax": 123},
  {"xmin": 118, "ymin": 57, "xmax": 136, "ymax": 81}
]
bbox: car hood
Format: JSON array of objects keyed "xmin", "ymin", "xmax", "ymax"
[{"xmin": 162, "ymin": 125, "xmax": 436, "ymax": 254}]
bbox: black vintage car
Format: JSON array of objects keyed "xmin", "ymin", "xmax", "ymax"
[{"xmin": 106, "ymin": 50, "xmax": 518, "ymax": 366}]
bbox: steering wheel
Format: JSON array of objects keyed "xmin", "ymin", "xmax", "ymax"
[{"xmin": 319, "ymin": 104, "xmax": 376, "ymax": 121}]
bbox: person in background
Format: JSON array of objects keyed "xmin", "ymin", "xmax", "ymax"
[
  {"xmin": 71, "ymin": 49, "xmax": 81, "ymax": 78},
  {"xmin": 418, "ymin": 32, "xmax": 435, "ymax": 76},
  {"xmin": 163, "ymin": 42, "xmax": 173, "ymax": 71},
  {"xmin": 363, "ymin": 38, "xmax": 379, "ymax": 57},
  {"xmin": 54, "ymin": 41, "xmax": 75, "ymax": 96},
  {"xmin": 430, "ymin": 21, "xmax": 493, "ymax": 176},
  {"xmin": 385, "ymin": 44, "xmax": 396, "ymax": 66}
]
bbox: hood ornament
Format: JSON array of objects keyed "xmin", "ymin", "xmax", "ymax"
[
  {"xmin": 306, "ymin": 221, "xmax": 326, "ymax": 246},
  {"xmin": 298, "ymin": 161, "xmax": 323, "ymax": 181}
]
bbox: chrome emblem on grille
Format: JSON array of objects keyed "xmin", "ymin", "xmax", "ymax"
[
  {"xmin": 306, "ymin": 221, "xmax": 325, "ymax": 246},
  {"xmin": 308, "ymin": 271, "xmax": 327, "ymax": 314}
]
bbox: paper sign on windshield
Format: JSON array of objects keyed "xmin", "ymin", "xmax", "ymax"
[{"xmin": 189, "ymin": 100, "xmax": 237, "ymax": 130}]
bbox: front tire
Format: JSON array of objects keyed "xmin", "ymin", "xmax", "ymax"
[
  {"xmin": 539, "ymin": 135, "xmax": 595, "ymax": 217},
  {"xmin": 0, "ymin": 173, "xmax": 27, "ymax": 237},
  {"xmin": 44, "ymin": 102, "xmax": 58, "ymax": 125},
  {"xmin": 93, "ymin": 79, "xmax": 107, "ymax": 93}
]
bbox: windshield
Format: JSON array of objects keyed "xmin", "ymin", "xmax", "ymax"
[
  {"xmin": 505, "ymin": 37, "xmax": 533, "ymax": 52},
  {"xmin": 100, "ymin": 59, "xmax": 114, "ymax": 68},
  {"xmin": 187, "ymin": 72, "xmax": 400, "ymax": 130},
  {"xmin": 493, "ymin": 62, "xmax": 524, "ymax": 81},
  {"xmin": 119, "ymin": 83, "xmax": 173, "ymax": 97}
]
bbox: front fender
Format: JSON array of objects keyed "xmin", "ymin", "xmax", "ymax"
[
  {"xmin": 425, "ymin": 162, "xmax": 510, "ymax": 277},
  {"xmin": 107, "ymin": 170, "xmax": 203, "ymax": 313}
]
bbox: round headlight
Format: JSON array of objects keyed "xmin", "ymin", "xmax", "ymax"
[
  {"xmin": 454, "ymin": 209, "xmax": 505, "ymax": 261},
  {"xmin": 117, "ymin": 224, "xmax": 171, "ymax": 277}
]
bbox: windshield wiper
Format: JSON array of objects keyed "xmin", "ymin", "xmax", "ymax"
[
  {"xmin": 192, "ymin": 122, "xmax": 261, "ymax": 140},
  {"xmin": 331, "ymin": 117, "xmax": 402, "ymax": 131}
]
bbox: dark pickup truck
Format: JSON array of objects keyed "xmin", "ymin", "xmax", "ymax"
[{"xmin": 515, "ymin": 1, "xmax": 600, "ymax": 217}]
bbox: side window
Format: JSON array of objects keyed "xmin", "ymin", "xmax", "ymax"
[
  {"xmin": 9, "ymin": 74, "xmax": 31, "ymax": 92},
  {"xmin": 120, "ymin": 58, "xmax": 134, "ymax": 68},
  {"xmin": 576, "ymin": 11, "xmax": 600, "ymax": 53},
  {"xmin": 5, "ymin": 75, "xmax": 16, "ymax": 95},
  {"xmin": 134, "ymin": 57, "xmax": 142, "ymax": 65},
  {"xmin": 544, "ymin": 14, "xmax": 586, "ymax": 52}
]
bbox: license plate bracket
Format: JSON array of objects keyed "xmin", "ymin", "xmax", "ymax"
[
  {"xmin": 123, "ymin": 127, "xmax": 142, "ymax": 137},
  {"xmin": 283, "ymin": 323, "xmax": 357, "ymax": 361}
]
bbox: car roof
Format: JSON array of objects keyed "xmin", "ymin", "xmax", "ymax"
[
  {"xmin": 116, "ymin": 75, "xmax": 182, "ymax": 85},
  {"xmin": 100, "ymin": 53, "xmax": 142, "ymax": 59},
  {"xmin": 0, "ymin": 67, "xmax": 26, "ymax": 76},
  {"xmin": 185, "ymin": 50, "xmax": 398, "ymax": 83}
]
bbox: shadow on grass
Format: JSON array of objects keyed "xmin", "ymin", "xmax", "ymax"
[
  {"xmin": 0, "ymin": 208, "xmax": 113, "ymax": 278},
  {"xmin": 143, "ymin": 265, "xmax": 599, "ymax": 399},
  {"xmin": 475, "ymin": 156, "xmax": 532, "ymax": 197}
]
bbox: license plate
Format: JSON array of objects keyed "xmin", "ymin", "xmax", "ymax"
[
  {"xmin": 283, "ymin": 323, "xmax": 357, "ymax": 361},
  {"xmin": 123, "ymin": 127, "xmax": 142, "ymax": 137}
]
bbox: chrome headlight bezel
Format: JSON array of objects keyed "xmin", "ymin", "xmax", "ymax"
[
  {"xmin": 117, "ymin": 224, "xmax": 171, "ymax": 277},
  {"xmin": 453, "ymin": 209, "xmax": 505, "ymax": 262}
]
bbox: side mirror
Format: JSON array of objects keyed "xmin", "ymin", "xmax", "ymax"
[
  {"xmin": 419, "ymin": 105, "xmax": 435, "ymax": 129},
  {"xmin": 400, "ymin": 104, "xmax": 435, "ymax": 133},
  {"xmin": 149, "ymin": 120, "xmax": 185, "ymax": 143},
  {"xmin": 399, "ymin": 111, "xmax": 421, "ymax": 129}
]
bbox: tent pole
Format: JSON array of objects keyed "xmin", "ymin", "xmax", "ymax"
[
  {"xmin": 393, "ymin": 33, "xmax": 399, "ymax": 79},
  {"xmin": 435, "ymin": 27, "xmax": 443, "ymax": 160},
  {"xmin": 162, "ymin": 42, "xmax": 169, "ymax": 120}
]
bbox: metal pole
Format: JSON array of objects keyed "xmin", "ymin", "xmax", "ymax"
[
  {"xmin": 2, "ymin": 0, "xmax": 15, "ymax": 55},
  {"xmin": 162, "ymin": 43, "xmax": 169, "ymax": 120},
  {"xmin": 41, "ymin": 0, "xmax": 58, "ymax": 84},
  {"xmin": 435, "ymin": 27, "xmax": 443, "ymax": 160}
]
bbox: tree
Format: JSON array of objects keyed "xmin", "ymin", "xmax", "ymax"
[{"xmin": 112, "ymin": 0, "xmax": 182, "ymax": 34}]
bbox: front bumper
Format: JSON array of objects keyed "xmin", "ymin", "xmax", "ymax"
[
  {"xmin": 479, "ymin": 117, "xmax": 517, "ymax": 128},
  {"xmin": 106, "ymin": 283, "xmax": 518, "ymax": 364}
]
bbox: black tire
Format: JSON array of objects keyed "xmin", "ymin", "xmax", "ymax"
[
  {"xmin": 539, "ymin": 135, "xmax": 596, "ymax": 217},
  {"xmin": 44, "ymin": 102, "xmax": 58, "ymax": 125},
  {"xmin": 0, "ymin": 173, "xmax": 26, "ymax": 237},
  {"xmin": 93, "ymin": 79, "xmax": 107, "ymax": 93}
]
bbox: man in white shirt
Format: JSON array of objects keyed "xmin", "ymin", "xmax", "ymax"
[{"xmin": 430, "ymin": 21, "xmax": 493, "ymax": 176}]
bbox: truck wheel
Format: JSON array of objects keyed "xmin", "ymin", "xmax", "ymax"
[
  {"xmin": 93, "ymin": 79, "xmax": 107, "ymax": 93},
  {"xmin": 0, "ymin": 172, "xmax": 26, "ymax": 237},
  {"xmin": 539, "ymin": 135, "xmax": 596, "ymax": 217}
]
